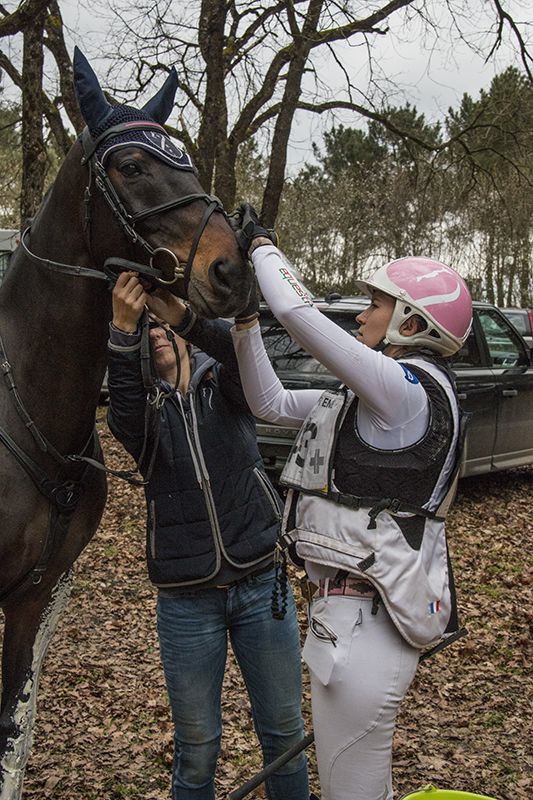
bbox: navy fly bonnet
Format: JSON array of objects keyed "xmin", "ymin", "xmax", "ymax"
[{"xmin": 73, "ymin": 46, "xmax": 194, "ymax": 171}]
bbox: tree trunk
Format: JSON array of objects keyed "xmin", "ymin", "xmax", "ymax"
[
  {"xmin": 261, "ymin": 0, "xmax": 324, "ymax": 227},
  {"xmin": 485, "ymin": 231, "xmax": 495, "ymax": 304},
  {"xmin": 45, "ymin": 0, "xmax": 84, "ymax": 136},
  {"xmin": 20, "ymin": 6, "xmax": 47, "ymax": 225},
  {"xmin": 196, "ymin": 0, "xmax": 229, "ymax": 193}
]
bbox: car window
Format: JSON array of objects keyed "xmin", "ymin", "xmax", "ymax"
[
  {"xmin": 477, "ymin": 309, "xmax": 526, "ymax": 368},
  {"xmin": 260, "ymin": 312, "xmax": 358, "ymax": 378},
  {"xmin": 503, "ymin": 311, "xmax": 527, "ymax": 336},
  {"xmin": 451, "ymin": 328, "xmax": 483, "ymax": 369}
]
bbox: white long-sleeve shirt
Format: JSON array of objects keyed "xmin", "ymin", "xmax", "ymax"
[{"xmin": 231, "ymin": 245, "xmax": 431, "ymax": 450}]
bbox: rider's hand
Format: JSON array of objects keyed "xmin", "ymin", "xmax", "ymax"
[
  {"xmin": 112, "ymin": 272, "xmax": 147, "ymax": 333},
  {"xmin": 229, "ymin": 203, "xmax": 278, "ymax": 257},
  {"xmin": 235, "ymin": 279, "xmax": 260, "ymax": 329}
]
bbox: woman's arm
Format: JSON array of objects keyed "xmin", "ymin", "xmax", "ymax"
[
  {"xmin": 231, "ymin": 323, "xmax": 323, "ymax": 425},
  {"xmin": 250, "ymin": 245, "xmax": 427, "ymax": 430}
]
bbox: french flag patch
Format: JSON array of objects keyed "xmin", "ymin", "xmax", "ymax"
[{"xmin": 428, "ymin": 600, "xmax": 441, "ymax": 614}]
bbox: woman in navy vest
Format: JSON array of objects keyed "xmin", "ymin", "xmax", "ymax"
[
  {"xmin": 107, "ymin": 271, "xmax": 309, "ymax": 800},
  {"xmin": 229, "ymin": 206, "xmax": 473, "ymax": 800}
]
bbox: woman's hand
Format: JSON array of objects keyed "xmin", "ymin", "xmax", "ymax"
[
  {"xmin": 146, "ymin": 288, "xmax": 189, "ymax": 327},
  {"xmin": 112, "ymin": 272, "xmax": 147, "ymax": 332},
  {"xmin": 229, "ymin": 203, "xmax": 278, "ymax": 256}
]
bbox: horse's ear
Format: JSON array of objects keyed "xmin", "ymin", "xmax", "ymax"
[
  {"xmin": 73, "ymin": 46, "xmax": 113, "ymax": 130},
  {"xmin": 142, "ymin": 68, "xmax": 178, "ymax": 124}
]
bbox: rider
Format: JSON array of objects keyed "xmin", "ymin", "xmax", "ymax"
[
  {"xmin": 106, "ymin": 272, "xmax": 309, "ymax": 800},
  {"xmin": 229, "ymin": 205, "xmax": 472, "ymax": 800}
]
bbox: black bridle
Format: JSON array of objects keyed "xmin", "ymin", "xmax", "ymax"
[{"xmin": 21, "ymin": 120, "xmax": 225, "ymax": 293}]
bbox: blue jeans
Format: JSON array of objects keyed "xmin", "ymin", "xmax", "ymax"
[{"xmin": 156, "ymin": 567, "xmax": 309, "ymax": 800}]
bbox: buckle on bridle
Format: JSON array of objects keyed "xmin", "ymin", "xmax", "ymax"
[{"xmin": 150, "ymin": 247, "xmax": 184, "ymax": 285}]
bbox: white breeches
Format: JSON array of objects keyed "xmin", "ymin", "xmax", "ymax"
[{"xmin": 303, "ymin": 595, "xmax": 419, "ymax": 800}]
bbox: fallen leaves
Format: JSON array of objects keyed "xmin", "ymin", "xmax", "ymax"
[{"xmin": 2, "ymin": 420, "xmax": 530, "ymax": 799}]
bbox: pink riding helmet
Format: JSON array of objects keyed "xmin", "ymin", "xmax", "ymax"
[{"xmin": 355, "ymin": 257, "xmax": 473, "ymax": 356}]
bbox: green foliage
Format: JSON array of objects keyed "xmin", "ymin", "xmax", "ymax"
[
  {"xmin": 273, "ymin": 70, "xmax": 531, "ymax": 306},
  {"xmin": 314, "ymin": 124, "xmax": 385, "ymax": 179},
  {"xmin": 445, "ymin": 67, "xmax": 532, "ymax": 305},
  {"xmin": 234, "ymin": 137, "xmax": 267, "ymax": 209}
]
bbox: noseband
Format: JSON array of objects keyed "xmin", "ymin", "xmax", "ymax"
[{"xmin": 22, "ymin": 121, "xmax": 225, "ymax": 294}]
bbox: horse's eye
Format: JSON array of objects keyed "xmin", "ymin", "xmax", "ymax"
[{"xmin": 118, "ymin": 162, "xmax": 142, "ymax": 177}]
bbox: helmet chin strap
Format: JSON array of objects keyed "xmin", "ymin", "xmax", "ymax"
[{"xmin": 373, "ymin": 337, "xmax": 390, "ymax": 353}]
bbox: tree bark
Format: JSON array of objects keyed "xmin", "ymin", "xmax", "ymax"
[
  {"xmin": 260, "ymin": 0, "xmax": 324, "ymax": 227},
  {"xmin": 196, "ymin": 0, "xmax": 229, "ymax": 194},
  {"xmin": 45, "ymin": 0, "xmax": 84, "ymax": 134},
  {"xmin": 0, "ymin": 0, "xmax": 49, "ymax": 37},
  {"xmin": 20, "ymin": 5, "xmax": 47, "ymax": 225}
]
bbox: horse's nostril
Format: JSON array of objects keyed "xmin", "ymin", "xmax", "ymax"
[{"xmin": 210, "ymin": 258, "xmax": 239, "ymax": 292}]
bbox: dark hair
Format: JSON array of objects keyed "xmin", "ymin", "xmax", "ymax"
[{"xmin": 412, "ymin": 314, "xmax": 428, "ymax": 332}]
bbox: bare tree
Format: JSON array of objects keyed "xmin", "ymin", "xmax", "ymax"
[
  {"xmin": 20, "ymin": 1, "xmax": 47, "ymax": 221},
  {"xmin": 0, "ymin": 0, "xmax": 530, "ymax": 228},
  {"xmin": 100, "ymin": 0, "xmax": 531, "ymax": 224}
]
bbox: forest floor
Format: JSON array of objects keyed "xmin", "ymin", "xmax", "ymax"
[{"xmin": 6, "ymin": 417, "xmax": 532, "ymax": 800}]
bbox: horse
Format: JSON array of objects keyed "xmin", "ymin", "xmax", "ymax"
[{"xmin": 0, "ymin": 48, "xmax": 252, "ymax": 800}]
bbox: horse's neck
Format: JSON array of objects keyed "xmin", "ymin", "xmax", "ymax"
[{"xmin": 0, "ymin": 150, "xmax": 111, "ymax": 454}]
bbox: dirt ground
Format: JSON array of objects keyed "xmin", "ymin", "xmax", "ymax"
[{"xmin": 4, "ymin": 419, "xmax": 532, "ymax": 800}]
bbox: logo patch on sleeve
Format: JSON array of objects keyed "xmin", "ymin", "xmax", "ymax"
[{"xmin": 401, "ymin": 365, "xmax": 420, "ymax": 384}]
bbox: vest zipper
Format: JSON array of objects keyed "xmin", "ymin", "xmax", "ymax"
[
  {"xmin": 181, "ymin": 394, "xmax": 222, "ymax": 573},
  {"xmin": 149, "ymin": 500, "xmax": 156, "ymax": 559},
  {"xmin": 187, "ymin": 396, "xmax": 269, "ymax": 569}
]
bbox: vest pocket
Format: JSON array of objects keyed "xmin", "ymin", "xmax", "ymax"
[
  {"xmin": 148, "ymin": 500, "xmax": 156, "ymax": 559},
  {"xmin": 253, "ymin": 467, "xmax": 282, "ymax": 521}
]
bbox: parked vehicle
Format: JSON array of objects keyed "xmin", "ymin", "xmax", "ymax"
[
  {"xmin": 0, "ymin": 229, "xmax": 19, "ymax": 282},
  {"xmin": 500, "ymin": 307, "xmax": 533, "ymax": 352},
  {"xmin": 256, "ymin": 297, "xmax": 533, "ymax": 479}
]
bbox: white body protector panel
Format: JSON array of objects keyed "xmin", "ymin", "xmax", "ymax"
[{"xmin": 281, "ymin": 359, "xmax": 459, "ymax": 650}]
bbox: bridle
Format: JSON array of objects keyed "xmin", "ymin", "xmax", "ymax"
[
  {"xmin": 9, "ymin": 118, "xmax": 228, "ymax": 493},
  {"xmin": 21, "ymin": 120, "xmax": 225, "ymax": 294}
]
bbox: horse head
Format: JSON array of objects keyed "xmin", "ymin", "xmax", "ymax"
[{"xmin": 73, "ymin": 47, "xmax": 251, "ymax": 318}]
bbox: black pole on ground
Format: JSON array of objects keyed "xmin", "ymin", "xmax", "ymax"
[{"xmin": 228, "ymin": 732, "xmax": 315, "ymax": 800}]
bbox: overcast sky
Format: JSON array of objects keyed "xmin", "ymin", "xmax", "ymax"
[
  {"xmin": 3, "ymin": 0, "xmax": 530, "ymax": 171},
  {"xmin": 287, "ymin": 1, "xmax": 531, "ymax": 168}
]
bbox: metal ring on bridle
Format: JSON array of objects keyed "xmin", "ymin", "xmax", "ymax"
[{"xmin": 149, "ymin": 248, "xmax": 184, "ymax": 285}]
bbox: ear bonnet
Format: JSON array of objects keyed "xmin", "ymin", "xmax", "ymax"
[{"xmin": 73, "ymin": 46, "xmax": 194, "ymax": 171}]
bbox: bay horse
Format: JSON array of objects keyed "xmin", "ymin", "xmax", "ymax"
[{"xmin": 0, "ymin": 48, "xmax": 251, "ymax": 800}]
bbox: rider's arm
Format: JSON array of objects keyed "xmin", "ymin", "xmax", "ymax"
[
  {"xmin": 250, "ymin": 245, "xmax": 428, "ymax": 431},
  {"xmin": 231, "ymin": 322, "xmax": 323, "ymax": 426}
]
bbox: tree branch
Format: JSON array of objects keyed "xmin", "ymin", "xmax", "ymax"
[{"xmin": 487, "ymin": 0, "xmax": 532, "ymax": 82}]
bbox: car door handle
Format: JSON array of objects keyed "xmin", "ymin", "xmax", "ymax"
[
  {"xmin": 502, "ymin": 389, "xmax": 518, "ymax": 397},
  {"xmin": 457, "ymin": 384, "xmax": 496, "ymax": 400}
]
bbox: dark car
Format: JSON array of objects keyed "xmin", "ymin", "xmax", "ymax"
[
  {"xmin": 256, "ymin": 297, "xmax": 533, "ymax": 480},
  {"xmin": 500, "ymin": 307, "xmax": 533, "ymax": 352}
]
